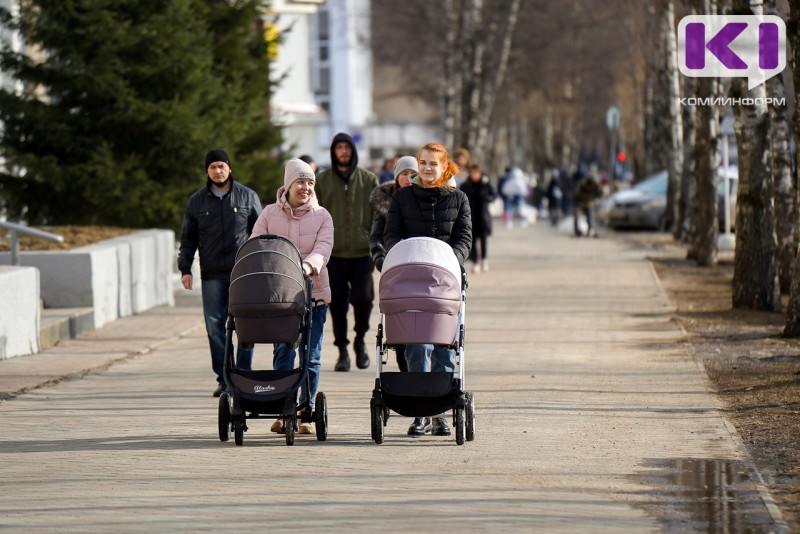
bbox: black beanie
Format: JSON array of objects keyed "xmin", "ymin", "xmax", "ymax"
[{"xmin": 205, "ymin": 149, "xmax": 231, "ymax": 169}]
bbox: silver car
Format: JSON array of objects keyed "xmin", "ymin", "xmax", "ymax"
[
  {"xmin": 603, "ymin": 171, "xmax": 668, "ymax": 230},
  {"xmin": 601, "ymin": 169, "xmax": 737, "ymax": 231}
]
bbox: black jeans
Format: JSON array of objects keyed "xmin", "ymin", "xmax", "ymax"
[
  {"xmin": 469, "ymin": 234, "xmax": 488, "ymax": 262},
  {"xmin": 326, "ymin": 256, "xmax": 375, "ymax": 348}
]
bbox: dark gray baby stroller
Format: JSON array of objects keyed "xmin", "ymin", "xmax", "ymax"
[
  {"xmin": 217, "ymin": 235, "xmax": 327, "ymax": 446},
  {"xmin": 370, "ymin": 237, "xmax": 475, "ymax": 445}
]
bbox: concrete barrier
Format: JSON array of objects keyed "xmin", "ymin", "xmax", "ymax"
[
  {"xmin": 0, "ymin": 229, "xmax": 175, "ymax": 331},
  {"xmin": 0, "ymin": 266, "xmax": 40, "ymax": 359}
]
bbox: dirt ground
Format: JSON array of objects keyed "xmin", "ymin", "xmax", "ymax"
[
  {"xmin": 622, "ymin": 232, "xmax": 800, "ymax": 529},
  {"xmin": 0, "ymin": 226, "xmax": 135, "ymax": 251}
]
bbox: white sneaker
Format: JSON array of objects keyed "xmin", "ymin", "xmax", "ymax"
[
  {"xmin": 472, "ymin": 263, "xmax": 481, "ymax": 274},
  {"xmin": 481, "ymin": 259, "xmax": 489, "ymax": 272}
]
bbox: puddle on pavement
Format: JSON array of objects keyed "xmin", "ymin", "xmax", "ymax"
[{"xmin": 632, "ymin": 458, "xmax": 779, "ymax": 532}]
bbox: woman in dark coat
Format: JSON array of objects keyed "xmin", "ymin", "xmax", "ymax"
[
  {"xmin": 384, "ymin": 142, "xmax": 472, "ymax": 437},
  {"xmin": 459, "ymin": 164, "xmax": 497, "ymax": 274},
  {"xmin": 368, "ymin": 155, "xmax": 416, "ymax": 372}
]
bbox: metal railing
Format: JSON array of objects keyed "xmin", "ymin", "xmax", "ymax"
[{"xmin": 0, "ymin": 221, "xmax": 64, "ymax": 266}]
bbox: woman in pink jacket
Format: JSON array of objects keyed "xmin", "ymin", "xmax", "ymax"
[{"xmin": 251, "ymin": 159, "xmax": 334, "ymax": 435}]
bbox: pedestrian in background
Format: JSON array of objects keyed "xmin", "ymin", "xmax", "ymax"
[
  {"xmin": 573, "ymin": 169, "xmax": 602, "ymax": 238},
  {"xmin": 178, "ymin": 149, "xmax": 262, "ymax": 397},
  {"xmin": 501, "ymin": 167, "xmax": 529, "ymax": 228},
  {"xmin": 315, "ymin": 133, "xmax": 379, "ymax": 372},
  {"xmin": 377, "ymin": 157, "xmax": 396, "ymax": 184},
  {"xmin": 453, "ymin": 147, "xmax": 471, "ymax": 187},
  {"xmin": 547, "ymin": 170, "xmax": 563, "ymax": 226},
  {"xmin": 369, "ymin": 155, "xmax": 417, "ymax": 372},
  {"xmin": 298, "ymin": 154, "xmax": 317, "ymax": 174},
  {"xmin": 385, "ymin": 142, "xmax": 472, "ymax": 437},
  {"xmin": 459, "ymin": 163, "xmax": 496, "ymax": 274},
  {"xmin": 250, "ymin": 158, "xmax": 333, "ymax": 435}
]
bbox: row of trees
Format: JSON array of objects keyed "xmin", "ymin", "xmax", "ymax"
[
  {"xmin": 0, "ymin": 0, "xmax": 284, "ymax": 231},
  {"xmin": 376, "ymin": 0, "xmax": 800, "ymax": 335},
  {"xmin": 373, "ymin": 0, "xmax": 651, "ymax": 186},
  {"xmin": 646, "ymin": 0, "xmax": 800, "ymax": 335}
]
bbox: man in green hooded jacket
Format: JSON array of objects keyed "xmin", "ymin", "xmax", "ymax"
[{"xmin": 315, "ymin": 132, "xmax": 379, "ymax": 371}]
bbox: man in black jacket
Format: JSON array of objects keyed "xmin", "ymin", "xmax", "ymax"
[{"xmin": 177, "ymin": 149, "xmax": 262, "ymax": 396}]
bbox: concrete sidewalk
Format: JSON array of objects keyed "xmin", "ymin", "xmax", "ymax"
[{"xmin": 0, "ymin": 222, "xmax": 788, "ymax": 532}]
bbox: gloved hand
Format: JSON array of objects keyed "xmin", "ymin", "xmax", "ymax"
[{"xmin": 374, "ymin": 254, "xmax": 385, "ymax": 273}]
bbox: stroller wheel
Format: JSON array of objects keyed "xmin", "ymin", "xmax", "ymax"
[
  {"xmin": 370, "ymin": 403, "xmax": 384, "ymax": 444},
  {"xmin": 234, "ymin": 415, "xmax": 245, "ymax": 446},
  {"xmin": 314, "ymin": 392, "xmax": 328, "ymax": 441},
  {"xmin": 285, "ymin": 415, "xmax": 296, "ymax": 446},
  {"xmin": 454, "ymin": 407, "xmax": 466, "ymax": 445},
  {"xmin": 218, "ymin": 393, "xmax": 231, "ymax": 442},
  {"xmin": 465, "ymin": 391, "xmax": 475, "ymax": 442}
]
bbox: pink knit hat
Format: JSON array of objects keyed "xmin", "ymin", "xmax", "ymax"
[{"xmin": 284, "ymin": 158, "xmax": 316, "ymax": 189}]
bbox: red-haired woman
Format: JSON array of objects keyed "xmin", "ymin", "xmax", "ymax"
[{"xmin": 384, "ymin": 142, "xmax": 472, "ymax": 437}]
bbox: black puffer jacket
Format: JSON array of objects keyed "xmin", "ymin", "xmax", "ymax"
[
  {"xmin": 368, "ymin": 181, "xmax": 396, "ymax": 271},
  {"xmin": 384, "ymin": 182, "xmax": 472, "ymax": 265},
  {"xmin": 177, "ymin": 180, "xmax": 262, "ymax": 279},
  {"xmin": 459, "ymin": 176, "xmax": 497, "ymax": 237}
]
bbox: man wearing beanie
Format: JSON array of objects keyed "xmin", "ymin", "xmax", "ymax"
[
  {"xmin": 314, "ymin": 133, "xmax": 379, "ymax": 371},
  {"xmin": 177, "ymin": 149, "xmax": 263, "ymax": 396}
]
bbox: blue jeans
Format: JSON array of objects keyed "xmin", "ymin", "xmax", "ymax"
[
  {"xmin": 405, "ymin": 344, "xmax": 455, "ymax": 373},
  {"xmin": 273, "ymin": 304, "xmax": 327, "ymax": 409},
  {"xmin": 202, "ymin": 278, "xmax": 253, "ymax": 385}
]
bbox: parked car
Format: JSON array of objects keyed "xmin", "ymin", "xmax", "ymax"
[
  {"xmin": 600, "ymin": 168, "xmax": 737, "ymax": 231},
  {"xmin": 601, "ymin": 170, "xmax": 668, "ymax": 230}
]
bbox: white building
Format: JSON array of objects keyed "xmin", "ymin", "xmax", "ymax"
[{"xmin": 268, "ymin": 0, "xmax": 440, "ymax": 168}]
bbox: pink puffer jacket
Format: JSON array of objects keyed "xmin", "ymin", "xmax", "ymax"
[{"xmin": 250, "ymin": 187, "xmax": 334, "ymax": 303}]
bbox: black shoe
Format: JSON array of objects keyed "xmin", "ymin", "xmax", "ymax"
[
  {"xmin": 354, "ymin": 337, "xmax": 370, "ymax": 369},
  {"xmin": 213, "ymin": 384, "xmax": 226, "ymax": 397},
  {"xmin": 432, "ymin": 417, "xmax": 451, "ymax": 436},
  {"xmin": 334, "ymin": 348, "xmax": 351, "ymax": 372},
  {"xmin": 407, "ymin": 417, "xmax": 432, "ymax": 436}
]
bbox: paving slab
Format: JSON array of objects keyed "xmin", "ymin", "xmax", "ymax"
[{"xmin": 0, "ymin": 224, "xmax": 786, "ymax": 532}]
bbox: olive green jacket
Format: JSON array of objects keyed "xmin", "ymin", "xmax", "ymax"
[{"xmin": 315, "ymin": 166, "xmax": 378, "ymax": 258}]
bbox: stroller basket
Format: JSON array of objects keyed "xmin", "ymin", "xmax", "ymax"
[{"xmin": 228, "ymin": 235, "xmax": 307, "ymax": 345}]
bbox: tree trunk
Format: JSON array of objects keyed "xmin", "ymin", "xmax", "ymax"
[
  {"xmin": 473, "ymin": 0, "xmax": 521, "ymax": 161},
  {"xmin": 690, "ymin": 0, "xmax": 719, "ymax": 266},
  {"xmin": 765, "ymin": 0, "xmax": 796, "ymax": 295},
  {"xmin": 691, "ymin": 77, "xmax": 719, "ymax": 265},
  {"xmin": 644, "ymin": 3, "xmax": 669, "ymax": 178},
  {"xmin": 782, "ymin": 0, "xmax": 800, "ymax": 334},
  {"xmin": 466, "ymin": 0, "xmax": 484, "ymax": 153},
  {"xmin": 442, "ymin": 0, "xmax": 460, "ymax": 150},
  {"xmin": 677, "ymin": 74, "xmax": 697, "ymax": 244},
  {"xmin": 730, "ymin": 0, "xmax": 780, "ymax": 310},
  {"xmin": 767, "ymin": 71, "xmax": 796, "ymax": 295},
  {"xmin": 665, "ymin": 1, "xmax": 683, "ymax": 234}
]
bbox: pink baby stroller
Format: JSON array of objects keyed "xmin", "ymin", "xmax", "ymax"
[{"xmin": 371, "ymin": 237, "xmax": 475, "ymax": 445}]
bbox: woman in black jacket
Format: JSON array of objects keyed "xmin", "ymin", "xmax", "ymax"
[
  {"xmin": 459, "ymin": 164, "xmax": 497, "ymax": 274},
  {"xmin": 384, "ymin": 142, "xmax": 472, "ymax": 437}
]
